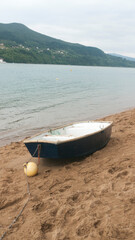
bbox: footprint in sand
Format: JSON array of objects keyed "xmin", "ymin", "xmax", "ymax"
[
  {"xmin": 40, "ymin": 221, "xmax": 53, "ymax": 233},
  {"xmin": 129, "ymin": 197, "xmax": 135, "ymax": 204},
  {"xmin": 67, "ymin": 192, "xmax": 80, "ymax": 205},
  {"xmin": 90, "ymin": 200, "xmax": 102, "ymax": 209},
  {"xmin": 76, "ymin": 223, "xmax": 90, "ymax": 237},
  {"xmin": 84, "ymin": 176, "xmax": 92, "ymax": 184},
  {"xmin": 59, "ymin": 185, "xmax": 71, "ymax": 193},
  {"xmin": 116, "ymin": 170, "xmax": 128, "ymax": 178},
  {"xmin": 0, "ymin": 197, "xmax": 22, "ymax": 210},
  {"xmin": 108, "ymin": 167, "xmax": 118, "ymax": 174},
  {"xmin": 43, "ymin": 169, "xmax": 51, "ymax": 178},
  {"xmin": 64, "ymin": 208, "xmax": 76, "ymax": 221},
  {"xmin": 32, "ymin": 201, "xmax": 44, "ymax": 212},
  {"xmin": 50, "ymin": 207, "xmax": 59, "ymax": 217},
  {"xmin": 93, "ymin": 219, "xmax": 101, "ymax": 228}
]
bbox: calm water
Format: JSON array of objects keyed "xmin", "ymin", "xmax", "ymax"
[{"xmin": 0, "ymin": 63, "xmax": 135, "ymax": 146}]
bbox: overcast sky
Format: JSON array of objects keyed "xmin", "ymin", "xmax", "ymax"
[{"xmin": 1, "ymin": 0, "xmax": 135, "ymax": 57}]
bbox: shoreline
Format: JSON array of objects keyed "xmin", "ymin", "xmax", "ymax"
[
  {"xmin": 0, "ymin": 108, "xmax": 135, "ymax": 239},
  {"xmin": 1, "ymin": 106, "xmax": 135, "ymax": 148}
]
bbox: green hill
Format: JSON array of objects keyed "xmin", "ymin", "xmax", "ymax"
[{"xmin": 0, "ymin": 22, "xmax": 135, "ymax": 67}]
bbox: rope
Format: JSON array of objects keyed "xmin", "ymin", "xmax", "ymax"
[
  {"xmin": 0, "ymin": 144, "xmax": 40, "ymax": 240},
  {"xmin": 29, "ymin": 145, "xmax": 39, "ymax": 162},
  {"xmin": 0, "ymin": 176, "xmax": 30, "ymax": 240},
  {"xmin": 37, "ymin": 144, "xmax": 41, "ymax": 165}
]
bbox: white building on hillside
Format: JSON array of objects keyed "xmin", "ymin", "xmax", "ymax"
[{"xmin": 0, "ymin": 58, "xmax": 5, "ymax": 63}]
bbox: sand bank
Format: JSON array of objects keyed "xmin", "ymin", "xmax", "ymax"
[{"xmin": 0, "ymin": 108, "xmax": 135, "ymax": 240}]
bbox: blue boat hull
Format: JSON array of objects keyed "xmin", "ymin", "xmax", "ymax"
[{"xmin": 24, "ymin": 124, "xmax": 112, "ymax": 159}]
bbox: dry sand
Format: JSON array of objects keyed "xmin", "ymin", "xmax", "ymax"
[{"xmin": 0, "ymin": 108, "xmax": 135, "ymax": 240}]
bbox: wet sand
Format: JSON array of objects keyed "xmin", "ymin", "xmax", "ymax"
[{"xmin": 0, "ymin": 108, "xmax": 135, "ymax": 240}]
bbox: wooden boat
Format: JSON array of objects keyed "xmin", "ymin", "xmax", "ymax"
[{"xmin": 24, "ymin": 121, "xmax": 113, "ymax": 159}]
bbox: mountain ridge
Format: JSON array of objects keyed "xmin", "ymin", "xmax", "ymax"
[
  {"xmin": 0, "ymin": 22, "xmax": 135, "ymax": 67},
  {"xmin": 109, "ymin": 53, "xmax": 135, "ymax": 62}
]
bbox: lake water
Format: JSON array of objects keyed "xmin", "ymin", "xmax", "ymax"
[{"xmin": 0, "ymin": 63, "xmax": 135, "ymax": 146}]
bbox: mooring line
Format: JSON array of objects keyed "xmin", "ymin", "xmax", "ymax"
[
  {"xmin": 0, "ymin": 176, "xmax": 30, "ymax": 240},
  {"xmin": 0, "ymin": 145, "xmax": 39, "ymax": 240}
]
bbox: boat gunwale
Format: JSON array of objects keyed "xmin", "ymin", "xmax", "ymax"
[{"xmin": 23, "ymin": 120, "xmax": 113, "ymax": 145}]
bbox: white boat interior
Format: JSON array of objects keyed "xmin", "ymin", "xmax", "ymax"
[{"xmin": 26, "ymin": 121, "xmax": 112, "ymax": 144}]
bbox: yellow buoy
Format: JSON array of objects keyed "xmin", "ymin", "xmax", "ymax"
[{"xmin": 23, "ymin": 162, "xmax": 38, "ymax": 177}]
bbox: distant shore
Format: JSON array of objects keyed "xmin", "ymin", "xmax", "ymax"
[{"xmin": 0, "ymin": 108, "xmax": 135, "ymax": 240}]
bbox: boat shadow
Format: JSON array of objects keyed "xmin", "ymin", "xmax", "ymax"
[{"xmin": 39, "ymin": 155, "xmax": 88, "ymax": 167}]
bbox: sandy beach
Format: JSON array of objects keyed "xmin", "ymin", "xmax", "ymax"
[{"xmin": 0, "ymin": 108, "xmax": 135, "ymax": 240}]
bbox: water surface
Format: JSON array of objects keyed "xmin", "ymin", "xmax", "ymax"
[{"xmin": 0, "ymin": 64, "xmax": 135, "ymax": 146}]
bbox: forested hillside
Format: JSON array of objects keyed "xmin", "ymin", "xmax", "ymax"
[{"xmin": 0, "ymin": 23, "xmax": 135, "ymax": 67}]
